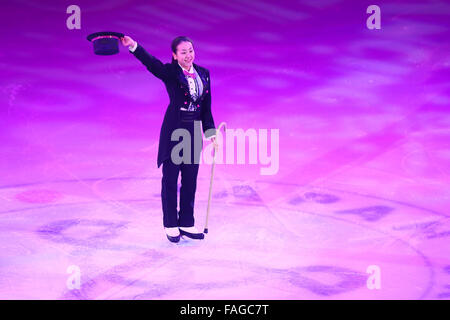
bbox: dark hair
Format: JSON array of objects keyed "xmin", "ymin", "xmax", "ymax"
[{"xmin": 171, "ymin": 36, "xmax": 194, "ymax": 63}]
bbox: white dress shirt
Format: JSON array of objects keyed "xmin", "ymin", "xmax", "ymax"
[{"xmin": 178, "ymin": 63, "xmax": 200, "ymax": 105}]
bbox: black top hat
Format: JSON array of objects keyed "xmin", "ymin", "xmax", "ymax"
[{"xmin": 87, "ymin": 31, "xmax": 124, "ymax": 55}]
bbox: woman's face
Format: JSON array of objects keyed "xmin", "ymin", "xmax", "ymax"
[{"xmin": 173, "ymin": 41, "xmax": 195, "ymax": 70}]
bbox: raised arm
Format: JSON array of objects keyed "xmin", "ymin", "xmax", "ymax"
[{"xmin": 121, "ymin": 35, "xmax": 169, "ymax": 81}]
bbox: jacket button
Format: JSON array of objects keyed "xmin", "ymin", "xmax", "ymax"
[
  {"xmin": 206, "ymin": 90, "xmax": 209, "ymax": 93},
  {"xmin": 197, "ymin": 104, "xmax": 199, "ymax": 107},
  {"xmin": 184, "ymin": 101, "xmax": 187, "ymax": 104},
  {"xmin": 185, "ymin": 93, "xmax": 188, "ymax": 96}
]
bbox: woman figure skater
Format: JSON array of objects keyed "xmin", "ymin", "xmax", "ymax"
[{"xmin": 121, "ymin": 35, "xmax": 218, "ymax": 243}]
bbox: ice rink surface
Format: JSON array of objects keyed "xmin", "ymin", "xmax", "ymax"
[{"xmin": 1, "ymin": 0, "xmax": 449, "ymax": 299}]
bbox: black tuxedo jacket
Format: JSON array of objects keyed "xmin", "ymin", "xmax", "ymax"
[{"xmin": 130, "ymin": 44, "xmax": 216, "ymax": 168}]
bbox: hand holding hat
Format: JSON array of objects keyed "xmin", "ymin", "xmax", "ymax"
[{"xmin": 120, "ymin": 35, "xmax": 136, "ymax": 48}]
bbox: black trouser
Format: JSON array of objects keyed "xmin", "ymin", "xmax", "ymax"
[
  {"xmin": 161, "ymin": 113, "xmax": 201, "ymax": 228},
  {"xmin": 161, "ymin": 159, "xmax": 199, "ymax": 228}
]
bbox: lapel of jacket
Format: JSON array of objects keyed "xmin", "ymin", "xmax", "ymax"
[
  {"xmin": 173, "ymin": 61, "xmax": 209, "ymax": 101},
  {"xmin": 174, "ymin": 61, "xmax": 189, "ymax": 89},
  {"xmin": 193, "ymin": 63, "xmax": 208, "ymax": 101}
]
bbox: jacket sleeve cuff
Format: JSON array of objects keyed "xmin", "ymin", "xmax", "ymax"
[{"xmin": 129, "ymin": 41, "xmax": 138, "ymax": 52}]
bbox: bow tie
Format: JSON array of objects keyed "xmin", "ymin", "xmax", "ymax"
[{"xmin": 183, "ymin": 69, "xmax": 196, "ymax": 79}]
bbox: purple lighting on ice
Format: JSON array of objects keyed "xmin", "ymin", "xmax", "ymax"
[{"xmin": 0, "ymin": 0, "xmax": 449, "ymax": 299}]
